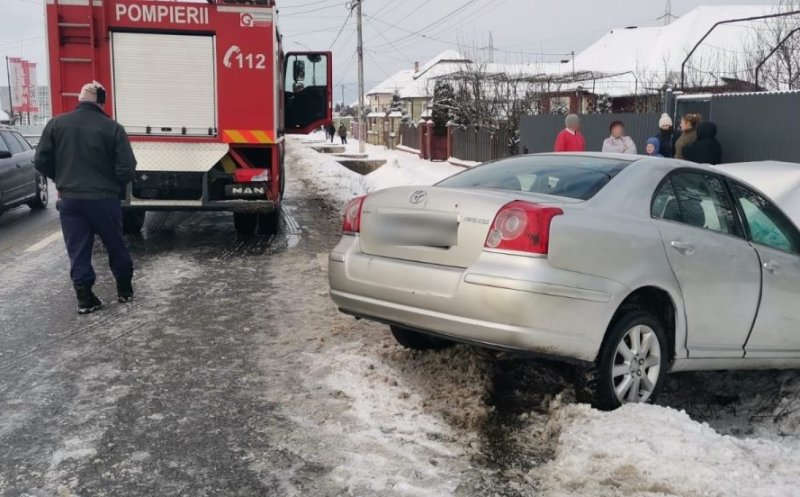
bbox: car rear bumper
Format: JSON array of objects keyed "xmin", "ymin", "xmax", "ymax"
[{"xmin": 328, "ymin": 236, "xmax": 629, "ymax": 363}]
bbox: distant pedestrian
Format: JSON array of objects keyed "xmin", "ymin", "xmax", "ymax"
[
  {"xmin": 674, "ymin": 113, "xmax": 701, "ymax": 160},
  {"xmin": 553, "ymin": 114, "xmax": 586, "ymax": 152},
  {"xmin": 338, "ymin": 123, "xmax": 348, "ymax": 145},
  {"xmin": 601, "ymin": 120, "xmax": 637, "ymax": 154},
  {"xmin": 656, "ymin": 113, "xmax": 679, "ymax": 158},
  {"xmin": 644, "ymin": 137, "xmax": 663, "ymax": 157},
  {"xmin": 683, "ymin": 122, "xmax": 722, "ymax": 165},
  {"xmin": 326, "ymin": 123, "xmax": 336, "ymax": 143},
  {"xmin": 34, "ymin": 82, "xmax": 137, "ymax": 314}
]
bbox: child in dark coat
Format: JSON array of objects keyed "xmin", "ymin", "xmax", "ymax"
[{"xmin": 645, "ymin": 137, "xmax": 663, "ymax": 157}]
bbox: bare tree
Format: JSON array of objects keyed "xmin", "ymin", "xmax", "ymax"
[{"xmin": 744, "ymin": 1, "xmax": 800, "ymax": 90}]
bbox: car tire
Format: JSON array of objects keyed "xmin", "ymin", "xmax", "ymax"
[
  {"xmin": 390, "ymin": 326, "xmax": 455, "ymax": 351},
  {"xmin": 122, "ymin": 209, "xmax": 146, "ymax": 234},
  {"xmin": 27, "ymin": 173, "xmax": 49, "ymax": 210},
  {"xmin": 233, "ymin": 213, "xmax": 258, "ymax": 236},
  {"xmin": 576, "ymin": 310, "xmax": 668, "ymax": 411},
  {"xmin": 257, "ymin": 207, "xmax": 281, "ymax": 235}
]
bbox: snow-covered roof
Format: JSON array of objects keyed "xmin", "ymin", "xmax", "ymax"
[
  {"xmin": 414, "ymin": 49, "xmax": 470, "ymax": 78},
  {"xmin": 367, "ymin": 50, "xmax": 471, "ymax": 100},
  {"xmin": 574, "ymin": 5, "xmax": 774, "ymax": 78},
  {"xmin": 367, "ymin": 5, "xmax": 780, "ymax": 102},
  {"xmin": 366, "ymin": 69, "xmax": 415, "ymax": 97}
]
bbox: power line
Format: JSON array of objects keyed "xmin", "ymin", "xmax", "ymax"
[
  {"xmin": 328, "ymin": 7, "xmax": 354, "ymax": 50},
  {"xmin": 365, "ymin": 17, "xmax": 409, "ymax": 62},
  {"xmin": 281, "ymin": 2, "xmax": 345, "ymax": 16},
  {"xmin": 279, "ymin": 0, "xmax": 339, "ymax": 9},
  {"xmin": 368, "ymin": 0, "xmax": 480, "ymax": 51}
]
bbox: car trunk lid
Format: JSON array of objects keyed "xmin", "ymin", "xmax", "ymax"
[{"xmin": 358, "ymin": 186, "xmax": 579, "ymax": 268}]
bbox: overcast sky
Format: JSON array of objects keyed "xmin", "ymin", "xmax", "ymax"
[{"xmin": 2, "ymin": 0, "xmax": 778, "ymax": 103}]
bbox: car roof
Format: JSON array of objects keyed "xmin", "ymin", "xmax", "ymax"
[
  {"xmin": 525, "ymin": 154, "xmax": 800, "ymax": 227},
  {"xmin": 715, "ymin": 161, "xmax": 800, "ymax": 229}
]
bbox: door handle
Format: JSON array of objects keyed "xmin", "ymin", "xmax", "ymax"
[
  {"xmin": 763, "ymin": 260, "xmax": 781, "ymax": 273},
  {"xmin": 670, "ymin": 240, "xmax": 695, "ymax": 255}
]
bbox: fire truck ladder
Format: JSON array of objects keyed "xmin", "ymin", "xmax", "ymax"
[{"xmin": 51, "ymin": 0, "xmax": 102, "ymax": 112}]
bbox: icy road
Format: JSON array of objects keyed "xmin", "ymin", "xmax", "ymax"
[{"xmin": 1, "ymin": 137, "xmax": 800, "ymax": 497}]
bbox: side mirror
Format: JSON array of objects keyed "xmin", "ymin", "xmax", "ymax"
[
  {"xmin": 293, "ymin": 60, "xmax": 306, "ymax": 82},
  {"xmin": 0, "ymin": 150, "xmax": 12, "ymax": 159}
]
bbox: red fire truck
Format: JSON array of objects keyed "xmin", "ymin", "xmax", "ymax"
[{"xmin": 45, "ymin": 0, "xmax": 332, "ymax": 235}]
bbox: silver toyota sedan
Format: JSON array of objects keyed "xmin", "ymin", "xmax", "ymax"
[{"xmin": 328, "ymin": 154, "xmax": 800, "ymax": 410}]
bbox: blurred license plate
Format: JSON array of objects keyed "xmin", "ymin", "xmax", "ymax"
[{"xmin": 375, "ymin": 214, "xmax": 458, "ymax": 247}]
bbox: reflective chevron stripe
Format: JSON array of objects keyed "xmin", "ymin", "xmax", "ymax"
[{"xmin": 223, "ymin": 129, "xmax": 274, "ymax": 144}]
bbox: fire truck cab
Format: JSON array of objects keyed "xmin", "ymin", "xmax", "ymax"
[{"xmin": 45, "ymin": 0, "xmax": 332, "ymax": 235}]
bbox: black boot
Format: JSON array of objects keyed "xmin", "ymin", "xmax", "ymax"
[
  {"xmin": 117, "ymin": 278, "xmax": 134, "ymax": 303},
  {"xmin": 75, "ymin": 285, "xmax": 103, "ymax": 314}
]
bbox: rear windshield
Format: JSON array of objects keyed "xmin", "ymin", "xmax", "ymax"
[{"xmin": 437, "ymin": 155, "xmax": 633, "ymax": 200}]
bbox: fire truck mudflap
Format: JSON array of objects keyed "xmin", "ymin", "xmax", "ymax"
[{"xmin": 46, "ymin": 0, "xmax": 333, "ymax": 235}]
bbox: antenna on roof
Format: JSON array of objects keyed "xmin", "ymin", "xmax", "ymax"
[{"xmin": 657, "ymin": 0, "xmax": 677, "ymax": 25}]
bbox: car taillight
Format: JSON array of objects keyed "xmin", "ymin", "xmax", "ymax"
[
  {"xmin": 342, "ymin": 196, "xmax": 367, "ymax": 234},
  {"xmin": 485, "ymin": 201, "xmax": 563, "ymax": 255}
]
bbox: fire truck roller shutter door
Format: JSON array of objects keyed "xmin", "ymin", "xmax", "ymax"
[{"xmin": 112, "ymin": 32, "xmax": 217, "ymax": 137}]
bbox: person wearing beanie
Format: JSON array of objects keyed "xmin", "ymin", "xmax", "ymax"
[
  {"xmin": 656, "ymin": 113, "xmax": 679, "ymax": 158},
  {"xmin": 601, "ymin": 120, "xmax": 637, "ymax": 154},
  {"xmin": 553, "ymin": 114, "xmax": 586, "ymax": 152},
  {"xmin": 674, "ymin": 113, "xmax": 701, "ymax": 160},
  {"xmin": 645, "ymin": 137, "xmax": 663, "ymax": 157},
  {"xmin": 34, "ymin": 81, "xmax": 138, "ymax": 314}
]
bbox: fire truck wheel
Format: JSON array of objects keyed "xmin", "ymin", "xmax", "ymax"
[
  {"xmin": 233, "ymin": 213, "xmax": 258, "ymax": 235},
  {"xmin": 122, "ymin": 209, "xmax": 146, "ymax": 234},
  {"xmin": 257, "ymin": 208, "xmax": 281, "ymax": 235}
]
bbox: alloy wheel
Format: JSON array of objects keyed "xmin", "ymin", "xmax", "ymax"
[
  {"xmin": 37, "ymin": 174, "xmax": 48, "ymax": 204},
  {"xmin": 611, "ymin": 324, "xmax": 662, "ymax": 403}
]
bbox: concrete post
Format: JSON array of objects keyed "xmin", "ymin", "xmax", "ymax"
[
  {"xmin": 425, "ymin": 120, "xmax": 434, "ymax": 161},
  {"xmin": 446, "ymin": 122, "xmax": 455, "ymax": 160}
]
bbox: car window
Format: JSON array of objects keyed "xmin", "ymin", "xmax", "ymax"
[
  {"xmin": 652, "ymin": 172, "xmax": 738, "ymax": 236},
  {"xmin": 0, "ymin": 131, "xmax": 25, "ymax": 155},
  {"xmin": 0, "ymin": 133, "xmax": 10, "ymax": 155},
  {"xmin": 11, "ymin": 133, "xmax": 32, "ymax": 152},
  {"xmin": 729, "ymin": 182, "xmax": 800, "ymax": 254},
  {"xmin": 437, "ymin": 155, "xmax": 632, "ymax": 200}
]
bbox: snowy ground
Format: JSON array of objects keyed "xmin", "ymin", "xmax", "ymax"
[
  {"xmin": 0, "ymin": 136, "xmax": 798, "ymax": 497},
  {"xmin": 289, "ymin": 135, "xmax": 800, "ymax": 497}
]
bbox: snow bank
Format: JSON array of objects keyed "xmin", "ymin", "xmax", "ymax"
[
  {"xmin": 535, "ymin": 400, "xmax": 800, "ymax": 497},
  {"xmin": 289, "ymin": 134, "xmax": 462, "ymax": 207}
]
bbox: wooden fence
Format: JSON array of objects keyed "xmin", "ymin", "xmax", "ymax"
[
  {"xmin": 399, "ymin": 124, "xmax": 420, "ymax": 151},
  {"xmin": 451, "ymin": 127, "xmax": 510, "ymax": 163}
]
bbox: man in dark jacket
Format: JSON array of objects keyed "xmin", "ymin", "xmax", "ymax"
[
  {"xmin": 683, "ymin": 122, "xmax": 722, "ymax": 165},
  {"xmin": 35, "ymin": 82, "xmax": 137, "ymax": 314}
]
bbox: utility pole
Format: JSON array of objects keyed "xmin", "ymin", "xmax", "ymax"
[
  {"xmin": 355, "ymin": 0, "xmax": 366, "ymax": 153},
  {"xmin": 5, "ymin": 57, "xmax": 14, "ymax": 123},
  {"xmin": 341, "ymin": 83, "xmax": 345, "ymax": 112}
]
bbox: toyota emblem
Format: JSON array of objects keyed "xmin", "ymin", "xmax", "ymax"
[{"xmin": 409, "ymin": 190, "xmax": 427, "ymax": 204}]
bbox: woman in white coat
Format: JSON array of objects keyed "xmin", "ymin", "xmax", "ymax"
[{"xmin": 602, "ymin": 120, "xmax": 637, "ymax": 154}]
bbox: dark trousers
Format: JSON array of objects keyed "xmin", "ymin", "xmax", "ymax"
[
  {"xmin": 59, "ymin": 198, "xmax": 134, "ymax": 287},
  {"xmin": 340, "ymin": 136, "xmax": 347, "ymax": 144}
]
